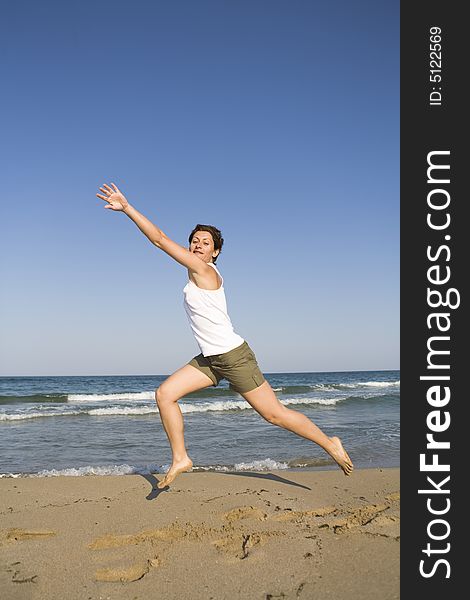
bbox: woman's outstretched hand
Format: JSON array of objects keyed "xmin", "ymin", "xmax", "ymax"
[{"xmin": 96, "ymin": 183, "xmax": 130, "ymax": 211}]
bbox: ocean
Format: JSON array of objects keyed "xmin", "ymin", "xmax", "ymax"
[{"xmin": 0, "ymin": 370, "xmax": 399, "ymax": 477}]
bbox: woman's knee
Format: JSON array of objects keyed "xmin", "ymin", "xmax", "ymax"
[
  {"xmin": 155, "ymin": 384, "xmax": 177, "ymax": 407},
  {"xmin": 262, "ymin": 407, "xmax": 286, "ymax": 426}
]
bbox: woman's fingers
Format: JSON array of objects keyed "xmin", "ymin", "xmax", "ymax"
[
  {"xmin": 98, "ymin": 183, "xmax": 121, "ymax": 195},
  {"xmin": 97, "ymin": 183, "xmax": 122, "ymax": 206},
  {"xmin": 99, "ymin": 185, "xmax": 114, "ymax": 195}
]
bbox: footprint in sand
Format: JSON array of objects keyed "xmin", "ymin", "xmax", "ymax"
[
  {"xmin": 213, "ymin": 531, "xmax": 286, "ymax": 561},
  {"xmin": 3, "ymin": 528, "xmax": 56, "ymax": 542},
  {"xmin": 271, "ymin": 506, "xmax": 337, "ymax": 523},
  {"xmin": 94, "ymin": 558, "xmax": 161, "ymax": 582},
  {"xmin": 319, "ymin": 503, "xmax": 391, "ymax": 534},
  {"xmin": 88, "ymin": 523, "xmax": 218, "ymax": 581},
  {"xmin": 223, "ymin": 506, "xmax": 268, "ymax": 522},
  {"xmin": 88, "ymin": 515, "xmax": 287, "ymax": 574},
  {"xmin": 88, "ymin": 524, "xmax": 188, "ymax": 550},
  {"xmin": 88, "ymin": 520, "xmax": 221, "ymax": 551}
]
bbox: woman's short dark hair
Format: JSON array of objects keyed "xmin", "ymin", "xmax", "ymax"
[{"xmin": 188, "ymin": 224, "xmax": 224, "ymax": 263}]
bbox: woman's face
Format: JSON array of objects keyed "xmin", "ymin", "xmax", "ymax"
[{"xmin": 189, "ymin": 231, "xmax": 219, "ymax": 263}]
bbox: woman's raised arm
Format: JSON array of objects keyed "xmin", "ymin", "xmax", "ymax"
[{"xmin": 96, "ymin": 182, "xmax": 209, "ymax": 274}]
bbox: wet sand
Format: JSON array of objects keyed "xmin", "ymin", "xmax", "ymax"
[{"xmin": 0, "ymin": 468, "xmax": 399, "ymax": 599}]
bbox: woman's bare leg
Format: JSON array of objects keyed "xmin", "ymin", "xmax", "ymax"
[
  {"xmin": 241, "ymin": 381, "xmax": 354, "ymax": 475},
  {"xmin": 155, "ymin": 364, "xmax": 214, "ymax": 488}
]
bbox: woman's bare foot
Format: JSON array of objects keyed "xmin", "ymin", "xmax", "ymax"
[
  {"xmin": 327, "ymin": 437, "xmax": 354, "ymax": 476},
  {"xmin": 157, "ymin": 457, "xmax": 193, "ymax": 489}
]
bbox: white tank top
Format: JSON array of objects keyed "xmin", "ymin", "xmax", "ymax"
[{"xmin": 183, "ymin": 263, "xmax": 244, "ymax": 356}]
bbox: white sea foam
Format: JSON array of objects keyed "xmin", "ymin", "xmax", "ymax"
[
  {"xmin": 195, "ymin": 459, "xmax": 289, "ymax": 472},
  {"xmin": 1, "ymin": 458, "xmax": 290, "ymax": 478},
  {"xmin": 66, "ymin": 382, "xmax": 399, "ymax": 405},
  {"xmin": 0, "ymin": 395, "xmax": 345, "ymax": 421},
  {"xmin": 310, "ymin": 380, "xmax": 400, "ymax": 391},
  {"xmin": 37, "ymin": 381, "xmax": 401, "ymax": 409},
  {"xmin": 88, "ymin": 406, "xmax": 158, "ymax": 416},
  {"xmin": 68, "ymin": 391, "xmax": 153, "ymax": 403},
  {"xmin": 79, "ymin": 400, "xmax": 260, "ymax": 416},
  {"xmin": 181, "ymin": 396, "xmax": 342, "ymax": 411},
  {"xmin": 181, "ymin": 400, "xmax": 250, "ymax": 413},
  {"xmin": 362, "ymin": 380, "xmax": 400, "ymax": 387},
  {"xmin": 283, "ymin": 396, "xmax": 341, "ymax": 406},
  {"xmin": 0, "ymin": 410, "xmax": 82, "ymax": 421},
  {"xmin": 333, "ymin": 380, "xmax": 400, "ymax": 389},
  {"xmin": 31, "ymin": 463, "xmax": 165, "ymax": 477},
  {"xmin": 233, "ymin": 458, "xmax": 289, "ymax": 471}
]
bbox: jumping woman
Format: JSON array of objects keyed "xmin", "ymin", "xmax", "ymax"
[{"xmin": 96, "ymin": 182, "xmax": 354, "ymax": 488}]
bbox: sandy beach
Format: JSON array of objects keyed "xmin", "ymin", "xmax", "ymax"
[{"xmin": 0, "ymin": 468, "xmax": 399, "ymax": 599}]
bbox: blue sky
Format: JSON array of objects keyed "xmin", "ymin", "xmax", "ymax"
[{"xmin": 0, "ymin": 0, "xmax": 399, "ymax": 376}]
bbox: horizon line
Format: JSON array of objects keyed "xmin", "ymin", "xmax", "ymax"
[{"xmin": 1, "ymin": 367, "xmax": 401, "ymax": 378}]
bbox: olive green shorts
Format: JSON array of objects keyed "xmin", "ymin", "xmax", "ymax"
[{"xmin": 188, "ymin": 341, "xmax": 266, "ymax": 394}]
